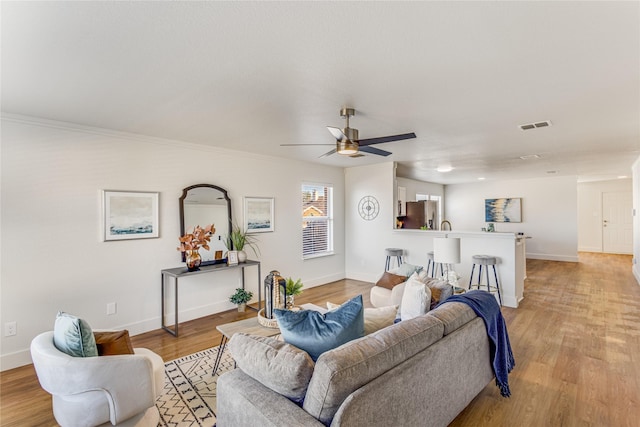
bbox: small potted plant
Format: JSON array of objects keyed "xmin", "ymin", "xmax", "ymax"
[
  {"xmin": 284, "ymin": 277, "xmax": 304, "ymax": 309},
  {"xmin": 229, "ymin": 288, "xmax": 253, "ymax": 312},
  {"xmin": 225, "ymin": 224, "xmax": 260, "ymax": 262}
]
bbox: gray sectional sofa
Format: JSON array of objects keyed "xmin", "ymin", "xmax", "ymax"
[{"xmin": 217, "ymin": 301, "xmax": 494, "ymax": 427}]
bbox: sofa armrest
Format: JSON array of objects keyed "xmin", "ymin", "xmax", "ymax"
[{"xmin": 217, "ymin": 369, "xmax": 324, "ymax": 427}]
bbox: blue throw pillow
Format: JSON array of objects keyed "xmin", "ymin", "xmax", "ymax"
[
  {"xmin": 274, "ymin": 295, "xmax": 365, "ymax": 361},
  {"xmin": 53, "ymin": 312, "xmax": 98, "ymax": 357}
]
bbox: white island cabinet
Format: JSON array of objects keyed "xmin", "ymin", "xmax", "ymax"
[{"xmin": 392, "ymin": 230, "xmax": 526, "ymax": 308}]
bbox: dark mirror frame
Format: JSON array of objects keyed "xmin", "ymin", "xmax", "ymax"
[{"xmin": 179, "ymin": 184, "xmax": 233, "ymax": 265}]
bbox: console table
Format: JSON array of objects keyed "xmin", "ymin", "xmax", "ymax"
[{"xmin": 161, "ymin": 260, "xmax": 261, "ymax": 336}]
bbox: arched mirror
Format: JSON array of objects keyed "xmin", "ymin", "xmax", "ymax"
[{"xmin": 179, "ymin": 184, "xmax": 232, "ymax": 265}]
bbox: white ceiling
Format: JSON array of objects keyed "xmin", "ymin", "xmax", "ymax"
[{"xmin": 2, "ymin": 1, "xmax": 639, "ymax": 184}]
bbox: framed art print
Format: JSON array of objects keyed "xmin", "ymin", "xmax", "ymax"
[
  {"xmin": 244, "ymin": 197, "xmax": 274, "ymax": 233},
  {"xmin": 227, "ymin": 250, "xmax": 239, "ymax": 265},
  {"xmin": 485, "ymin": 197, "xmax": 522, "ymax": 223},
  {"xmin": 103, "ymin": 190, "xmax": 159, "ymax": 241}
]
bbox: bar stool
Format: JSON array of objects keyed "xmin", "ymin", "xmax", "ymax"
[
  {"xmin": 426, "ymin": 251, "xmax": 444, "ymax": 278},
  {"xmin": 468, "ymin": 255, "xmax": 502, "ymax": 305},
  {"xmin": 385, "ymin": 248, "xmax": 404, "ymax": 271}
]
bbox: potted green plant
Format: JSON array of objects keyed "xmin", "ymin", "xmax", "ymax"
[
  {"xmin": 284, "ymin": 277, "xmax": 304, "ymax": 309},
  {"xmin": 225, "ymin": 224, "xmax": 260, "ymax": 262},
  {"xmin": 229, "ymin": 288, "xmax": 253, "ymax": 312}
]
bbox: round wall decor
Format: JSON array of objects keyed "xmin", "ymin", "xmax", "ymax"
[{"xmin": 358, "ymin": 196, "xmax": 380, "ymax": 220}]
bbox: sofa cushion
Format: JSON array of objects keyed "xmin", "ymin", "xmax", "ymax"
[
  {"xmin": 427, "ymin": 302, "xmax": 477, "ymax": 335},
  {"xmin": 390, "ymin": 263, "xmax": 423, "ymax": 277},
  {"xmin": 327, "ymin": 302, "xmax": 398, "ymax": 335},
  {"xmin": 400, "ymin": 273, "xmax": 432, "ymax": 320},
  {"xmin": 374, "ymin": 272, "xmax": 406, "ymax": 290},
  {"xmin": 275, "ymin": 295, "xmax": 364, "ymax": 361},
  {"xmin": 228, "ymin": 333, "xmax": 315, "ymax": 403},
  {"xmin": 53, "ymin": 312, "xmax": 98, "ymax": 357},
  {"xmin": 94, "ymin": 330, "xmax": 134, "ymax": 356},
  {"xmin": 303, "ymin": 313, "xmax": 445, "ymax": 424}
]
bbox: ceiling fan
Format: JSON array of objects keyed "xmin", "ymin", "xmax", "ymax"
[{"xmin": 281, "ymin": 107, "xmax": 416, "ymax": 157}]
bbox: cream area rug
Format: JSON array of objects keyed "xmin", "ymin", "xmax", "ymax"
[{"xmin": 157, "ymin": 346, "xmax": 234, "ymax": 427}]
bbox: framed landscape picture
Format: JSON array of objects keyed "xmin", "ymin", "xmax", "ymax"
[
  {"xmin": 244, "ymin": 197, "xmax": 274, "ymax": 233},
  {"xmin": 485, "ymin": 198, "xmax": 522, "ymax": 223},
  {"xmin": 103, "ymin": 190, "xmax": 159, "ymax": 241}
]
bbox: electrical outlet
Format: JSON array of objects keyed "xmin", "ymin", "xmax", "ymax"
[
  {"xmin": 5, "ymin": 321, "xmax": 17, "ymax": 337},
  {"xmin": 106, "ymin": 302, "xmax": 117, "ymax": 315}
]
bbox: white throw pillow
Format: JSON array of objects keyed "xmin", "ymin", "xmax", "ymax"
[
  {"xmin": 327, "ymin": 302, "xmax": 399, "ymax": 335},
  {"xmin": 400, "ymin": 273, "xmax": 432, "ymax": 321}
]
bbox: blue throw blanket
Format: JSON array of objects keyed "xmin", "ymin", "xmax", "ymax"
[{"xmin": 439, "ymin": 290, "xmax": 515, "ymax": 397}]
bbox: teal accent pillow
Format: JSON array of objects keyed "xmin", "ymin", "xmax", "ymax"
[
  {"xmin": 391, "ymin": 263, "xmax": 423, "ymax": 278},
  {"xmin": 274, "ymin": 295, "xmax": 365, "ymax": 361},
  {"xmin": 53, "ymin": 312, "xmax": 98, "ymax": 357}
]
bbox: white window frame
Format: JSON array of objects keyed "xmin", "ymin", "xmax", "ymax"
[{"xmin": 302, "ymin": 183, "xmax": 334, "ymax": 259}]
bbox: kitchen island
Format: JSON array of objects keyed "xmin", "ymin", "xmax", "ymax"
[{"xmin": 389, "ymin": 230, "xmax": 526, "ymax": 308}]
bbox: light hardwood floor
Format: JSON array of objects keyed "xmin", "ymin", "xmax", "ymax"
[{"xmin": 1, "ymin": 253, "xmax": 638, "ymax": 426}]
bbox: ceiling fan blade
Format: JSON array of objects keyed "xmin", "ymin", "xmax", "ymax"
[
  {"xmin": 359, "ymin": 146, "xmax": 393, "ymax": 157},
  {"xmin": 327, "ymin": 126, "xmax": 346, "ymax": 140},
  {"xmin": 280, "ymin": 143, "xmax": 334, "ymax": 146},
  {"xmin": 357, "ymin": 132, "xmax": 416, "ymax": 146},
  {"xmin": 320, "ymin": 148, "xmax": 337, "ymax": 157}
]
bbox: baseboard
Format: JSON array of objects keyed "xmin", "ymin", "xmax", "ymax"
[
  {"xmin": 634, "ymin": 264, "xmax": 640, "ymax": 285},
  {"xmin": 578, "ymin": 246, "xmax": 601, "ymax": 253},
  {"xmin": 0, "ymin": 349, "xmax": 32, "ymax": 372},
  {"xmin": 344, "ymin": 271, "xmax": 378, "ymax": 284},
  {"xmin": 526, "ymin": 253, "xmax": 579, "ymax": 262}
]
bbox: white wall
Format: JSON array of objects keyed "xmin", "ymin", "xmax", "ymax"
[
  {"xmin": 444, "ymin": 176, "xmax": 579, "ymax": 262},
  {"xmin": 577, "ymin": 178, "xmax": 632, "ymax": 252},
  {"xmin": 0, "ymin": 116, "xmax": 346, "ymax": 370}
]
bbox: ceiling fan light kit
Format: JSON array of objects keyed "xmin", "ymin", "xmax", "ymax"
[{"xmin": 337, "ymin": 140, "xmax": 359, "ymax": 155}]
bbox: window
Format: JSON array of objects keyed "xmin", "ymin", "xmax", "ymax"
[{"xmin": 302, "ymin": 184, "xmax": 333, "ymax": 258}]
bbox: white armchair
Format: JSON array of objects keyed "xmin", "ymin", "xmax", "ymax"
[{"xmin": 30, "ymin": 331, "xmax": 164, "ymax": 427}]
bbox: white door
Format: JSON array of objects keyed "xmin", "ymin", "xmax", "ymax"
[{"xmin": 602, "ymin": 191, "xmax": 633, "ymax": 254}]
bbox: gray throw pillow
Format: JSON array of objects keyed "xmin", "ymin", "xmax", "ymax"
[
  {"xmin": 228, "ymin": 333, "xmax": 315, "ymax": 403},
  {"xmin": 53, "ymin": 312, "xmax": 98, "ymax": 357}
]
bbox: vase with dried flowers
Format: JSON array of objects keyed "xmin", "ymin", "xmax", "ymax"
[{"xmin": 177, "ymin": 224, "xmax": 215, "ymax": 271}]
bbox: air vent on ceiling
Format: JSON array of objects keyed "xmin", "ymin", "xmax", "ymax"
[
  {"xmin": 519, "ymin": 120, "xmax": 552, "ymax": 131},
  {"xmin": 519, "ymin": 154, "xmax": 541, "ymax": 160}
]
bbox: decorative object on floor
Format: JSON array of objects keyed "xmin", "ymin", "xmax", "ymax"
[
  {"xmin": 284, "ymin": 277, "xmax": 304, "ymax": 309},
  {"xmin": 229, "ymin": 288, "xmax": 253, "ymax": 312},
  {"xmin": 177, "ymin": 224, "xmax": 215, "ymax": 271},
  {"xmin": 264, "ymin": 270, "xmax": 286, "ymax": 319},
  {"xmin": 102, "ymin": 190, "xmax": 159, "ymax": 241},
  {"xmin": 244, "ymin": 196, "xmax": 275, "ymax": 233},
  {"xmin": 485, "ymin": 197, "xmax": 522, "ymax": 223},
  {"xmin": 358, "ymin": 195, "xmax": 380, "ymax": 220},
  {"xmin": 158, "ymin": 346, "xmax": 234, "ymax": 427},
  {"xmin": 225, "ymin": 224, "xmax": 260, "ymax": 262}
]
